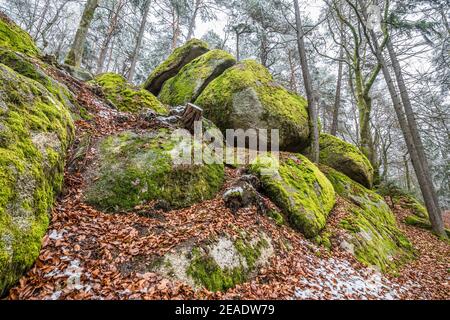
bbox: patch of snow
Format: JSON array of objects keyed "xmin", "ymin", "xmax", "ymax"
[
  {"xmin": 48, "ymin": 229, "xmax": 65, "ymax": 240},
  {"xmin": 294, "ymin": 257, "xmax": 415, "ymax": 300}
]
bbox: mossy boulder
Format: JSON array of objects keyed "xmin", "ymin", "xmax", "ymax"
[
  {"xmin": 377, "ymin": 183, "xmax": 428, "ymax": 219},
  {"xmin": 0, "ymin": 12, "xmax": 39, "ymax": 57},
  {"xmin": 157, "ymin": 233, "xmax": 273, "ymax": 292},
  {"xmin": 0, "ymin": 48, "xmax": 77, "ymax": 114},
  {"xmin": 159, "ymin": 49, "xmax": 236, "ymax": 106},
  {"xmin": 90, "ymin": 73, "xmax": 168, "ymax": 114},
  {"xmin": 321, "ymin": 166, "xmax": 414, "ymax": 272},
  {"xmin": 61, "ymin": 64, "xmax": 93, "ymax": 82},
  {"xmin": 249, "ymin": 153, "xmax": 335, "ymax": 238},
  {"xmin": 84, "ymin": 128, "xmax": 225, "ymax": 212},
  {"xmin": 143, "ymin": 39, "xmax": 209, "ymax": 95},
  {"xmin": 310, "ymin": 134, "xmax": 374, "ymax": 188},
  {"xmin": 195, "ymin": 60, "xmax": 310, "ymax": 151},
  {"xmin": 0, "ymin": 64, "xmax": 74, "ymax": 295}
]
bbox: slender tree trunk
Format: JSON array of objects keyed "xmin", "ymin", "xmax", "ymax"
[
  {"xmin": 236, "ymin": 32, "xmax": 240, "ymax": 62},
  {"xmin": 293, "ymin": 0, "xmax": 319, "ymax": 163},
  {"xmin": 105, "ymin": 38, "xmax": 115, "ymax": 72},
  {"xmin": 331, "ymin": 43, "xmax": 344, "ymax": 136},
  {"xmin": 287, "ymin": 49, "xmax": 298, "ymax": 93},
  {"xmin": 386, "ymin": 37, "xmax": 446, "ymax": 236},
  {"xmin": 186, "ymin": 0, "xmax": 200, "ymax": 40},
  {"xmin": 128, "ymin": 0, "xmax": 151, "ymax": 82},
  {"xmin": 366, "ymin": 21, "xmax": 447, "ymax": 237},
  {"xmin": 404, "ymin": 154, "xmax": 411, "ymax": 191},
  {"xmin": 171, "ymin": 8, "xmax": 181, "ymax": 50},
  {"xmin": 65, "ymin": 0, "xmax": 99, "ymax": 67},
  {"xmin": 96, "ymin": 0, "xmax": 124, "ymax": 74}
]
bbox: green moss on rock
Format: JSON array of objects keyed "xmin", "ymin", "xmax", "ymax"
[
  {"xmin": 159, "ymin": 49, "xmax": 236, "ymax": 106},
  {"xmin": 185, "ymin": 233, "xmax": 271, "ymax": 292},
  {"xmin": 0, "ymin": 64, "xmax": 74, "ymax": 295},
  {"xmin": 321, "ymin": 166, "xmax": 414, "ymax": 272},
  {"xmin": 187, "ymin": 247, "xmax": 245, "ymax": 292},
  {"xmin": 377, "ymin": 182, "xmax": 428, "ymax": 219},
  {"xmin": 0, "ymin": 49, "xmax": 78, "ymax": 113},
  {"xmin": 195, "ymin": 60, "xmax": 310, "ymax": 151},
  {"xmin": 84, "ymin": 129, "xmax": 224, "ymax": 211},
  {"xmin": 249, "ymin": 153, "xmax": 335, "ymax": 238},
  {"xmin": 144, "ymin": 39, "xmax": 209, "ymax": 95},
  {"xmin": 91, "ymin": 73, "xmax": 168, "ymax": 114},
  {"xmin": 311, "ymin": 133, "xmax": 374, "ymax": 188},
  {"xmin": 0, "ymin": 13, "xmax": 39, "ymax": 57}
]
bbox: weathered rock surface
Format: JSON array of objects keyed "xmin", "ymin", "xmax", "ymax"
[
  {"xmin": 143, "ymin": 39, "xmax": 209, "ymax": 96},
  {"xmin": 195, "ymin": 60, "xmax": 310, "ymax": 151},
  {"xmin": 222, "ymin": 175, "xmax": 267, "ymax": 214},
  {"xmin": 84, "ymin": 128, "xmax": 225, "ymax": 212},
  {"xmin": 159, "ymin": 49, "xmax": 236, "ymax": 106},
  {"xmin": 155, "ymin": 232, "xmax": 273, "ymax": 292},
  {"xmin": 249, "ymin": 153, "xmax": 335, "ymax": 238}
]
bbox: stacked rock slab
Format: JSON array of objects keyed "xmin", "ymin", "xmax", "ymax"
[
  {"xmin": 91, "ymin": 73, "xmax": 168, "ymax": 114},
  {"xmin": 195, "ymin": 60, "xmax": 310, "ymax": 152},
  {"xmin": 159, "ymin": 49, "xmax": 236, "ymax": 106},
  {"xmin": 308, "ymin": 133, "xmax": 374, "ymax": 188},
  {"xmin": 143, "ymin": 39, "xmax": 209, "ymax": 95}
]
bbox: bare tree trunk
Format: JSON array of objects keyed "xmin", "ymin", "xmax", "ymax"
[
  {"xmin": 96, "ymin": 0, "xmax": 124, "ymax": 74},
  {"xmin": 127, "ymin": 0, "xmax": 151, "ymax": 82},
  {"xmin": 366, "ymin": 17, "xmax": 447, "ymax": 237},
  {"xmin": 331, "ymin": 22, "xmax": 345, "ymax": 136},
  {"xmin": 105, "ymin": 38, "xmax": 115, "ymax": 72},
  {"xmin": 171, "ymin": 7, "xmax": 181, "ymax": 50},
  {"xmin": 404, "ymin": 154, "xmax": 411, "ymax": 191},
  {"xmin": 65, "ymin": 0, "xmax": 99, "ymax": 67},
  {"xmin": 186, "ymin": 0, "xmax": 201, "ymax": 41},
  {"xmin": 287, "ymin": 49, "xmax": 298, "ymax": 93},
  {"xmin": 293, "ymin": 0, "xmax": 319, "ymax": 163},
  {"xmin": 386, "ymin": 37, "xmax": 446, "ymax": 236},
  {"xmin": 236, "ymin": 32, "xmax": 240, "ymax": 61}
]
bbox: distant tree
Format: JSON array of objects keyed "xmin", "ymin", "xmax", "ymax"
[{"xmin": 65, "ymin": 0, "xmax": 99, "ymax": 67}]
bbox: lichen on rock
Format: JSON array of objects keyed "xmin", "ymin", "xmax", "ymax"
[
  {"xmin": 195, "ymin": 60, "xmax": 310, "ymax": 151},
  {"xmin": 0, "ymin": 12, "xmax": 39, "ymax": 57},
  {"xmin": 159, "ymin": 49, "xmax": 236, "ymax": 106},
  {"xmin": 156, "ymin": 232, "xmax": 273, "ymax": 292},
  {"xmin": 0, "ymin": 64, "xmax": 74, "ymax": 295},
  {"xmin": 309, "ymin": 133, "xmax": 374, "ymax": 188},
  {"xmin": 84, "ymin": 128, "xmax": 224, "ymax": 212},
  {"xmin": 143, "ymin": 39, "xmax": 209, "ymax": 95},
  {"xmin": 321, "ymin": 166, "xmax": 414, "ymax": 272},
  {"xmin": 90, "ymin": 73, "xmax": 168, "ymax": 114},
  {"xmin": 249, "ymin": 153, "xmax": 335, "ymax": 238}
]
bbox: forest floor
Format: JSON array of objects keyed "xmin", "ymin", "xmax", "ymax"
[{"xmin": 5, "ymin": 71, "xmax": 450, "ymax": 300}]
